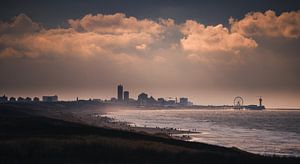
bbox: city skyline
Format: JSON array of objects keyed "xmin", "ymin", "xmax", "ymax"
[
  {"xmin": 0, "ymin": 84, "xmax": 265, "ymax": 109},
  {"xmin": 1, "ymin": 1, "xmax": 300, "ymax": 108},
  {"xmin": 1, "ymin": 1, "xmax": 299, "ymax": 162}
]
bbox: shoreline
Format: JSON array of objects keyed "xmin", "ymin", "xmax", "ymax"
[
  {"xmin": 0, "ymin": 103, "xmax": 299, "ymax": 163},
  {"xmin": 93, "ymin": 108, "xmax": 300, "ymax": 157},
  {"xmin": 1, "ymin": 103, "xmax": 299, "ymax": 157},
  {"xmin": 59, "ymin": 108, "xmax": 198, "ymax": 141},
  {"xmin": 0, "ymin": 103, "xmax": 196, "ymax": 141}
]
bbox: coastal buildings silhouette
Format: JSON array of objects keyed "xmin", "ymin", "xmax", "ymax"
[
  {"xmin": 0, "ymin": 85, "xmax": 265, "ymax": 109},
  {"xmin": 117, "ymin": 85, "xmax": 123, "ymax": 101},
  {"xmin": 0, "ymin": 95, "xmax": 8, "ymax": 103},
  {"xmin": 124, "ymin": 91, "xmax": 129, "ymax": 101},
  {"xmin": 42, "ymin": 95, "xmax": 58, "ymax": 102}
]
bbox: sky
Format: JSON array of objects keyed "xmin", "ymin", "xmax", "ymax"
[{"xmin": 0, "ymin": 0, "xmax": 300, "ymax": 108}]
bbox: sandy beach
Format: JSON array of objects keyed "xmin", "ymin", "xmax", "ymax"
[
  {"xmin": 28, "ymin": 105, "xmax": 195, "ymax": 140},
  {"xmin": 1, "ymin": 103, "xmax": 299, "ymax": 164}
]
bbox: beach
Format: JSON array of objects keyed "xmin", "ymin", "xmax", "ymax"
[
  {"xmin": 0, "ymin": 102, "xmax": 299, "ymax": 163},
  {"xmin": 3, "ymin": 103, "xmax": 194, "ymax": 140}
]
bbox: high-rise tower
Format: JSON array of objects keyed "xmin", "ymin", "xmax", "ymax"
[
  {"xmin": 124, "ymin": 91, "xmax": 129, "ymax": 101},
  {"xmin": 117, "ymin": 85, "xmax": 123, "ymax": 101}
]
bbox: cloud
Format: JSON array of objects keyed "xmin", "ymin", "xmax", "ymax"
[
  {"xmin": 0, "ymin": 13, "xmax": 165, "ymax": 59},
  {"xmin": 2, "ymin": 11, "xmax": 299, "ymax": 61},
  {"xmin": 0, "ymin": 13, "xmax": 42, "ymax": 36},
  {"xmin": 0, "ymin": 13, "xmax": 261, "ymax": 60},
  {"xmin": 135, "ymin": 44, "xmax": 147, "ymax": 50},
  {"xmin": 68, "ymin": 13, "xmax": 163, "ymax": 36},
  {"xmin": 180, "ymin": 20, "xmax": 257, "ymax": 53},
  {"xmin": 230, "ymin": 10, "xmax": 300, "ymax": 38}
]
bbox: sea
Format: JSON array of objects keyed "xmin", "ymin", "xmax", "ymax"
[{"xmin": 102, "ymin": 109, "xmax": 300, "ymax": 157}]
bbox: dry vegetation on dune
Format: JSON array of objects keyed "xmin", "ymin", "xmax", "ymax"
[{"xmin": 0, "ymin": 104, "xmax": 299, "ymax": 164}]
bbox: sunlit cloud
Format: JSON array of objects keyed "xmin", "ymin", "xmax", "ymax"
[
  {"xmin": 0, "ymin": 10, "xmax": 300, "ymax": 107},
  {"xmin": 135, "ymin": 44, "xmax": 147, "ymax": 50},
  {"xmin": 230, "ymin": 10, "xmax": 300, "ymax": 38},
  {"xmin": 0, "ymin": 12, "xmax": 264, "ymax": 59},
  {"xmin": 0, "ymin": 13, "xmax": 165, "ymax": 59},
  {"xmin": 180, "ymin": 20, "xmax": 257, "ymax": 53},
  {"xmin": 68, "ymin": 13, "xmax": 163, "ymax": 35}
]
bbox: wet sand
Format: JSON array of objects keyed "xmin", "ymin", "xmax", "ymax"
[
  {"xmin": 1, "ymin": 103, "xmax": 299, "ymax": 163},
  {"xmin": 7, "ymin": 104, "xmax": 195, "ymax": 140}
]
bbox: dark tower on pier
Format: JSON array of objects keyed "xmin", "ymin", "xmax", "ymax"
[
  {"xmin": 117, "ymin": 85, "xmax": 123, "ymax": 101},
  {"xmin": 259, "ymin": 97, "xmax": 262, "ymax": 107}
]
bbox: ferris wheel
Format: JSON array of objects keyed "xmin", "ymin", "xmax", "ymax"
[{"xmin": 233, "ymin": 96, "xmax": 244, "ymax": 109}]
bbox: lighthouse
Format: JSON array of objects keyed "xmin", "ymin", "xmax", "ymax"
[{"xmin": 259, "ymin": 97, "xmax": 262, "ymax": 107}]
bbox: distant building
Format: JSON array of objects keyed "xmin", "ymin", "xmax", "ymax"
[
  {"xmin": 117, "ymin": 85, "xmax": 123, "ymax": 101},
  {"xmin": 9, "ymin": 97, "xmax": 16, "ymax": 102},
  {"xmin": 179, "ymin": 97, "xmax": 188, "ymax": 106},
  {"xmin": 92, "ymin": 99, "xmax": 102, "ymax": 102},
  {"xmin": 138, "ymin": 93, "xmax": 148, "ymax": 101},
  {"xmin": 148, "ymin": 96, "xmax": 157, "ymax": 105},
  {"xmin": 17, "ymin": 97, "xmax": 25, "ymax": 102},
  {"xmin": 25, "ymin": 97, "xmax": 32, "ymax": 102},
  {"xmin": 42, "ymin": 95, "xmax": 58, "ymax": 102},
  {"xmin": 138, "ymin": 92, "xmax": 148, "ymax": 105},
  {"xmin": 124, "ymin": 91, "xmax": 129, "ymax": 101},
  {"xmin": 110, "ymin": 97, "xmax": 117, "ymax": 103},
  {"xmin": 33, "ymin": 97, "xmax": 40, "ymax": 102},
  {"xmin": 187, "ymin": 101, "xmax": 193, "ymax": 106},
  {"xmin": 128, "ymin": 98, "xmax": 136, "ymax": 103},
  {"xmin": 157, "ymin": 98, "xmax": 165, "ymax": 102},
  {"xmin": 157, "ymin": 98, "xmax": 165, "ymax": 105},
  {"xmin": 0, "ymin": 95, "xmax": 8, "ymax": 103},
  {"xmin": 167, "ymin": 100, "xmax": 176, "ymax": 104}
]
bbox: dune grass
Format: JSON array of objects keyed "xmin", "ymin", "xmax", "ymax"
[{"xmin": 0, "ymin": 104, "xmax": 299, "ymax": 164}]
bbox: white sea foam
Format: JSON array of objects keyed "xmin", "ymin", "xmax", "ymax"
[{"xmin": 103, "ymin": 109, "xmax": 300, "ymax": 157}]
